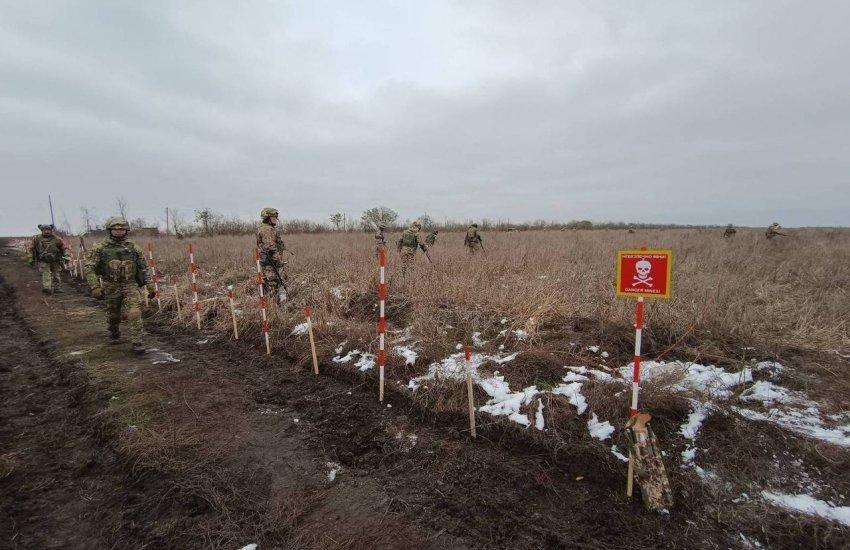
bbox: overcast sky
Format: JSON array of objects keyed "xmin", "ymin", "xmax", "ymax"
[{"xmin": 1, "ymin": 1, "xmax": 848, "ymax": 235}]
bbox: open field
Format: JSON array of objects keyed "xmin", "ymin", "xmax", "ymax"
[{"xmin": 4, "ymin": 229, "xmax": 850, "ymax": 548}]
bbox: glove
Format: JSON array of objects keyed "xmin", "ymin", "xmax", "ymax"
[{"xmin": 91, "ymin": 287, "xmax": 104, "ymax": 300}]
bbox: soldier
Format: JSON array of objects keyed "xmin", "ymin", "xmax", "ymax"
[
  {"xmin": 765, "ymin": 222, "xmax": 787, "ymax": 240},
  {"xmin": 723, "ymin": 224, "xmax": 737, "ymax": 238},
  {"xmin": 397, "ymin": 221, "xmax": 424, "ymax": 277},
  {"xmin": 29, "ymin": 224, "xmax": 68, "ymax": 294},
  {"xmin": 463, "ymin": 223, "xmax": 483, "ymax": 255},
  {"xmin": 85, "ymin": 217, "xmax": 153, "ymax": 353},
  {"xmin": 374, "ymin": 223, "xmax": 387, "ymax": 258},
  {"xmin": 425, "ymin": 229, "xmax": 439, "ymax": 247},
  {"xmin": 257, "ymin": 207, "xmax": 290, "ymax": 304}
]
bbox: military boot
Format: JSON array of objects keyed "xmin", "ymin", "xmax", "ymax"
[{"xmin": 108, "ymin": 328, "xmax": 121, "ymax": 344}]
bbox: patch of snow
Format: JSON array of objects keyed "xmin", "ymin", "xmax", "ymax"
[
  {"xmin": 290, "ymin": 322, "xmax": 309, "ymax": 336},
  {"xmin": 740, "ymin": 381, "xmax": 793, "ymax": 405},
  {"xmin": 562, "ymin": 372, "xmax": 589, "ymax": 382},
  {"xmin": 196, "ymin": 339, "xmax": 209, "ymax": 345},
  {"xmin": 619, "ymin": 360, "xmax": 752, "ymax": 398},
  {"xmin": 326, "ymin": 462, "xmax": 341, "ymax": 482},
  {"xmin": 479, "ymin": 383, "xmax": 538, "ymax": 428},
  {"xmin": 354, "ymin": 353, "xmax": 375, "ymax": 371},
  {"xmin": 394, "ymin": 346, "xmax": 418, "ymax": 366},
  {"xmin": 498, "ymin": 329, "xmax": 508, "ymax": 337},
  {"xmin": 552, "ymin": 381, "xmax": 588, "ymax": 414},
  {"xmin": 150, "ymin": 350, "xmax": 180, "ymax": 365},
  {"xmin": 587, "ymin": 346, "xmax": 600, "ymax": 353},
  {"xmin": 611, "ymin": 445, "xmax": 630, "ymax": 462},
  {"xmin": 472, "ymin": 332, "xmax": 488, "ymax": 346},
  {"xmin": 680, "ymin": 404, "xmax": 710, "ymax": 464},
  {"xmin": 330, "ymin": 286, "xmax": 344, "ymax": 299},
  {"xmin": 513, "ymin": 329, "xmax": 528, "ymax": 340},
  {"xmin": 587, "ymin": 413, "xmax": 615, "ymax": 441},
  {"xmin": 498, "ymin": 344, "xmax": 505, "ymax": 351},
  {"xmin": 334, "ymin": 341, "xmax": 347, "ymax": 354},
  {"xmin": 535, "ymin": 400, "xmax": 545, "ymax": 431},
  {"xmin": 238, "ymin": 544, "xmax": 258, "ymax": 550},
  {"xmin": 455, "ymin": 343, "xmax": 463, "ymax": 350},
  {"xmin": 601, "ymin": 351, "xmax": 609, "ymax": 358},
  {"xmin": 753, "ymin": 361, "xmax": 784, "ymax": 375},
  {"xmin": 500, "ymin": 318, "xmax": 508, "ymax": 324},
  {"xmin": 333, "ymin": 350, "xmax": 359, "ymax": 363},
  {"xmin": 762, "ymin": 491, "xmax": 850, "ymax": 527},
  {"xmin": 735, "ymin": 407, "xmax": 850, "ymax": 447},
  {"xmin": 69, "ymin": 350, "xmax": 88, "ymax": 356}
]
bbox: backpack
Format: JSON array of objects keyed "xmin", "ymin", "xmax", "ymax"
[
  {"xmin": 466, "ymin": 228, "xmax": 478, "ymax": 242},
  {"xmin": 401, "ymin": 230, "xmax": 418, "ymax": 248},
  {"xmin": 38, "ymin": 237, "xmax": 61, "ymax": 263}
]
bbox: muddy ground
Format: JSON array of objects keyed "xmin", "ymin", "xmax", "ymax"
[{"xmin": 0, "ymin": 241, "xmax": 845, "ymax": 549}]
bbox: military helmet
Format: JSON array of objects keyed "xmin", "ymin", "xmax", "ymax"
[
  {"xmin": 410, "ymin": 221, "xmax": 422, "ymax": 229},
  {"xmin": 260, "ymin": 207, "xmax": 279, "ymax": 219},
  {"xmin": 38, "ymin": 224, "xmax": 54, "ymax": 231},
  {"xmin": 104, "ymin": 216, "xmax": 130, "ymax": 230},
  {"xmin": 470, "ymin": 223, "xmax": 478, "ymax": 228},
  {"xmin": 378, "ymin": 224, "xmax": 387, "ymax": 230}
]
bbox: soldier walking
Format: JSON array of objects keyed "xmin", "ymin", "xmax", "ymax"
[
  {"xmin": 29, "ymin": 224, "xmax": 68, "ymax": 294},
  {"xmin": 397, "ymin": 221, "xmax": 424, "ymax": 277},
  {"xmin": 464, "ymin": 223, "xmax": 483, "ymax": 255},
  {"xmin": 723, "ymin": 224, "xmax": 737, "ymax": 238},
  {"xmin": 374, "ymin": 223, "xmax": 388, "ymax": 258},
  {"xmin": 257, "ymin": 207, "xmax": 290, "ymax": 304},
  {"xmin": 84, "ymin": 217, "xmax": 153, "ymax": 353},
  {"xmin": 765, "ymin": 222, "xmax": 787, "ymax": 240},
  {"xmin": 425, "ymin": 229, "xmax": 439, "ymax": 247}
]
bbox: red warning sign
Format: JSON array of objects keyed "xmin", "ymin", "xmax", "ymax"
[{"xmin": 616, "ymin": 249, "xmax": 672, "ymax": 299}]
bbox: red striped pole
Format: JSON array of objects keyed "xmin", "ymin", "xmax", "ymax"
[
  {"xmin": 146, "ymin": 243, "xmax": 162, "ymax": 310},
  {"xmin": 254, "ymin": 248, "xmax": 271, "ymax": 355},
  {"xmin": 226, "ymin": 285, "xmax": 239, "ymax": 340},
  {"xmin": 170, "ymin": 275, "xmax": 181, "ymax": 316},
  {"xmin": 629, "ymin": 296, "xmax": 645, "ymax": 417},
  {"xmin": 378, "ymin": 247, "xmax": 387, "ymax": 402},
  {"xmin": 188, "ymin": 244, "xmax": 201, "ymax": 329}
]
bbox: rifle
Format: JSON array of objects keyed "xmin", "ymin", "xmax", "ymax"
[
  {"xmin": 419, "ymin": 244, "xmax": 434, "ymax": 265},
  {"xmin": 260, "ymin": 250, "xmax": 289, "ymax": 297}
]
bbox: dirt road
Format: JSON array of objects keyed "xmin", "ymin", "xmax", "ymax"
[{"xmin": 0, "ymin": 241, "xmax": 794, "ymax": 549}]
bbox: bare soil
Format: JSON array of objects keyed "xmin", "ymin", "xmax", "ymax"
[{"xmin": 0, "ymin": 240, "xmax": 846, "ymax": 549}]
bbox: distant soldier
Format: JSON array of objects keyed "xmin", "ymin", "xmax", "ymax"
[
  {"xmin": 723, "ymin": 224, "xmax": 737, "ymax": 238},
  {"xmin": 257, "ymin": 207, "xmax": 290, "ymax": 303},
  {"xmin": 85, "ymin": 217, "xmax": 153, "ymax": 353},
  {"xmin": 374, "ymin": 223, "xmax": 387, "ymax": 258},
  {"xmin": 29, "ymin": 224, "xmax": 68, "ymax": 294},
  {"xmin": 765, "ymin": 222, "xmax": 787, "ymax": 240},
  {"xmin": 425, "ymin": 229, "xmax": 439, "ymax": 247},
  {"xmin": 627, "ymin": 227, "xmax": 636, "ymax": 234},
  {"xmin": 397, "ymin": 221, "xmax": 424, "ymax": 276},
  {"xmin": 464, "ymin": 223, "xmax": 483, "ymax": 255}
]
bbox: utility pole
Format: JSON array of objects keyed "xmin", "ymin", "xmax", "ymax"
[{"xmin": 48, "ymin": 195, "xmax": 55, "ymax": 226}]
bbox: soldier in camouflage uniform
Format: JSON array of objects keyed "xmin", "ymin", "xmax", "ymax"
[
  {"xmin": 463, "ymin": 223, "xmax": 483, "ymax": 255},
  {"xmin": 374, "ymin": 224, "xmax": 388, "ymax": 258},
  {"xmin": 257, "ymin": 207, "xmax": 290, "ymax": 304},
  {"xmin": 29, "ymin": 224, "xmax": 68, "ymax": 294},
  {"xmin": 425, "ymin": 229, "xmax": 438, "ymax": 247},
  {"xmin": 85, "ymin": 217, "xmax": 153, "ymax": 353},
  {"xmin": 397, "ymin": 221, "xmax": 424, "ymax": 277},
  {"xmin": 765, "ymin": 222, "xmax": 786, "ymax": 240},
  {"xmin": 723, "ymin": 224, "xmax": 736, "ymax": 238}
]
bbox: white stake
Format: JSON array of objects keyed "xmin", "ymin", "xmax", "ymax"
[
  {"xmin": 227, "ymin": 285, "xmax": 239, "ymax": 340},
  {"xmin": 305, "ymin": 307, "xmax": 319, "ymax": 374},
  {"xmin": 188, "ymin": 244, "xmax": 201, "ymax": 329},
  {"xmin": 254, "ymin": 247, "xmax": 271, "ymax": 355}
]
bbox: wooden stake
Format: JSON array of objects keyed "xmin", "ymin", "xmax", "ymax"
[
  {"xmin": 626, "ymin": 453, "xmax": 635, "ymax": 497},
  {"xmin": 170, "ymin": 275, "xmax": 181, "ymax": 316},
  {"xmin": 305, "ymin": 307, "xmax": 319, "ymax": 374},
  {"xmin": 465, "ymin": 345, "xmax": 476, "ymax": 439},
  {"xmin": 227, "ymin": 286, "xmax": 239, "ymax": 340}
]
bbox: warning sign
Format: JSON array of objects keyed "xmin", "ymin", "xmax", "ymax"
[{"xmin": 616, "ymin": 249, "xmax": 672, "ymax": 299}]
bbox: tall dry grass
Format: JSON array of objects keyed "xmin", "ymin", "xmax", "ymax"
[{"xmin": 82, "ymin": 228, "xmax": 849, "ymax": 359}]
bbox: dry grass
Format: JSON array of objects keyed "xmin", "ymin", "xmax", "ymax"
[{"xmin": 95, "ymin": 227, "xmax": 848, "ymax": 357}]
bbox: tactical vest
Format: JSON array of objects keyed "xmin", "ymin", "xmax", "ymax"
[
  {"xmin": 97, "ymin": 240, "xmax": 141, "ymax": 284},
  {"xmin": 466, "ymin": 228, "xmax": 479, "ymax": 242},
  {"xmin": 36, "ymin": 236, "xmax": 62, "ymax": 263},
  {"xmin": 401, "ymin": 230, "xmax": 418, "ymax": 248}
]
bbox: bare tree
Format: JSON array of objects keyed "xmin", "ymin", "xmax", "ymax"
[
  {"xmin": 115, "ymin": 197, "xmax": 129, "ymax": 219},
  {"xmin": 330, "ymin": 213, "xmax": 344, "ymax": 231},
  {"xmin": 80, "ymin": 206, "xmax": 97, "ymax": 233}
]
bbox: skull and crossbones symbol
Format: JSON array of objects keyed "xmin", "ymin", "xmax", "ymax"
[{"xmin": 631, "ymin": 259, "xmax": 653, "ymax": 287}]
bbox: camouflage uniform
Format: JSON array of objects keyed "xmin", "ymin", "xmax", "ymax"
[
  {"xmin": 723, "ymin": 224, "xmax": 736, "ymax": 238},
  {"xmin": 464, "ymin": 224, "xmax": 482, "ymax": 255},
  {"xmin": 425, "ymin": 230, "xmax": 438, "ymax": 247},
  {"xmin": 397, "ymin": 222, "xmax": 423, "ymax": 277},
  {"xmin": 765, "ymin": 222, "xmax": 784, "ymax": 240},
  {"xmin": 257, "ymin": 207, "xmax": 289, "ymax": 302},
  {"xmin": 85, "ymin": 217, "xmax": 151, "ymax": 348},
  {"xmin": 29, "ymin": 225, "xmax": 67, "ymax": 293},
  {"xmin": 625, "ymin": 413, "xmax": 673, "ymax": 512},
  {"xmin": 374, "ymin": 225, "xmax": 387, "ymax": 258}
]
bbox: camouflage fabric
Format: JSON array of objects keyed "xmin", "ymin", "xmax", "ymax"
[
  {"xmin": 103, "ymin": 283, "xmax": 144, "ymax": 343},
  {"xmin": 85, "ymin": 236, "xmax": 150, "ymax": 345},
  {"xmin": 464, "ymin": 226, "xmax": 482, "ymax": 254},
  {"xmin": 38, "ymin": 262, "xmax": 63, "ymax": 292},
  {"xmin": 765, "ymin": 223, "xmax": 783, "ymax": 239},
  {"xmin": 625, "ymin": 413, "xmax": 674, "ymax": 512},
  {"xmin": 374, "ymin": 229, "xmax": 387, "ymax": 257},
  {"xmin": 400, "ymin": 247, "xmax": 416, "ymax": 277},
  {"xmin": 257, "ymin": 221, "xmax": 288, "ymax": 301},
  {"xmin": 425, "ymin": 231, "xmax": 438, "ymax": 246},
  {"xmin": 397, "ymin": 228, "xmax": 420, "ymax": 251},
  {"xmin": 723, "ymin": 225, "xmax": 736, "ymax": 238},
  {"xmin": 29, "ymin": 233, "xmax": 66, "ymax": 265}
]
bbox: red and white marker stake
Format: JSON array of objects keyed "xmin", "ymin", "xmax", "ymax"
[
  {"xmin": 188, "ymin": 244, "xmax": 201, "ymax": 329},
  {"xmin": 627, "ymin": 295, "xmax": 645, "ymax": 497},
  {"xmin": 227, "ymin": 285, "xmax": 239, "ymax": 340},
  {"xmin": 377, "ymin": 248, "xmax": 387, "ymax": 402},
  {"xmin": 254, "ymin": 248, "xmax": 271, "ymax": 355},
  {"xmin": 146, "ymin": 243, "xmax": 162, "ymax": 310},
  {"xmin": 305, "ymin": 307, "xmax": 319, "ymax": 375},
  {"xmin": 465, "ymin": 345, "xmax": 476, "ymax": 439}
]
